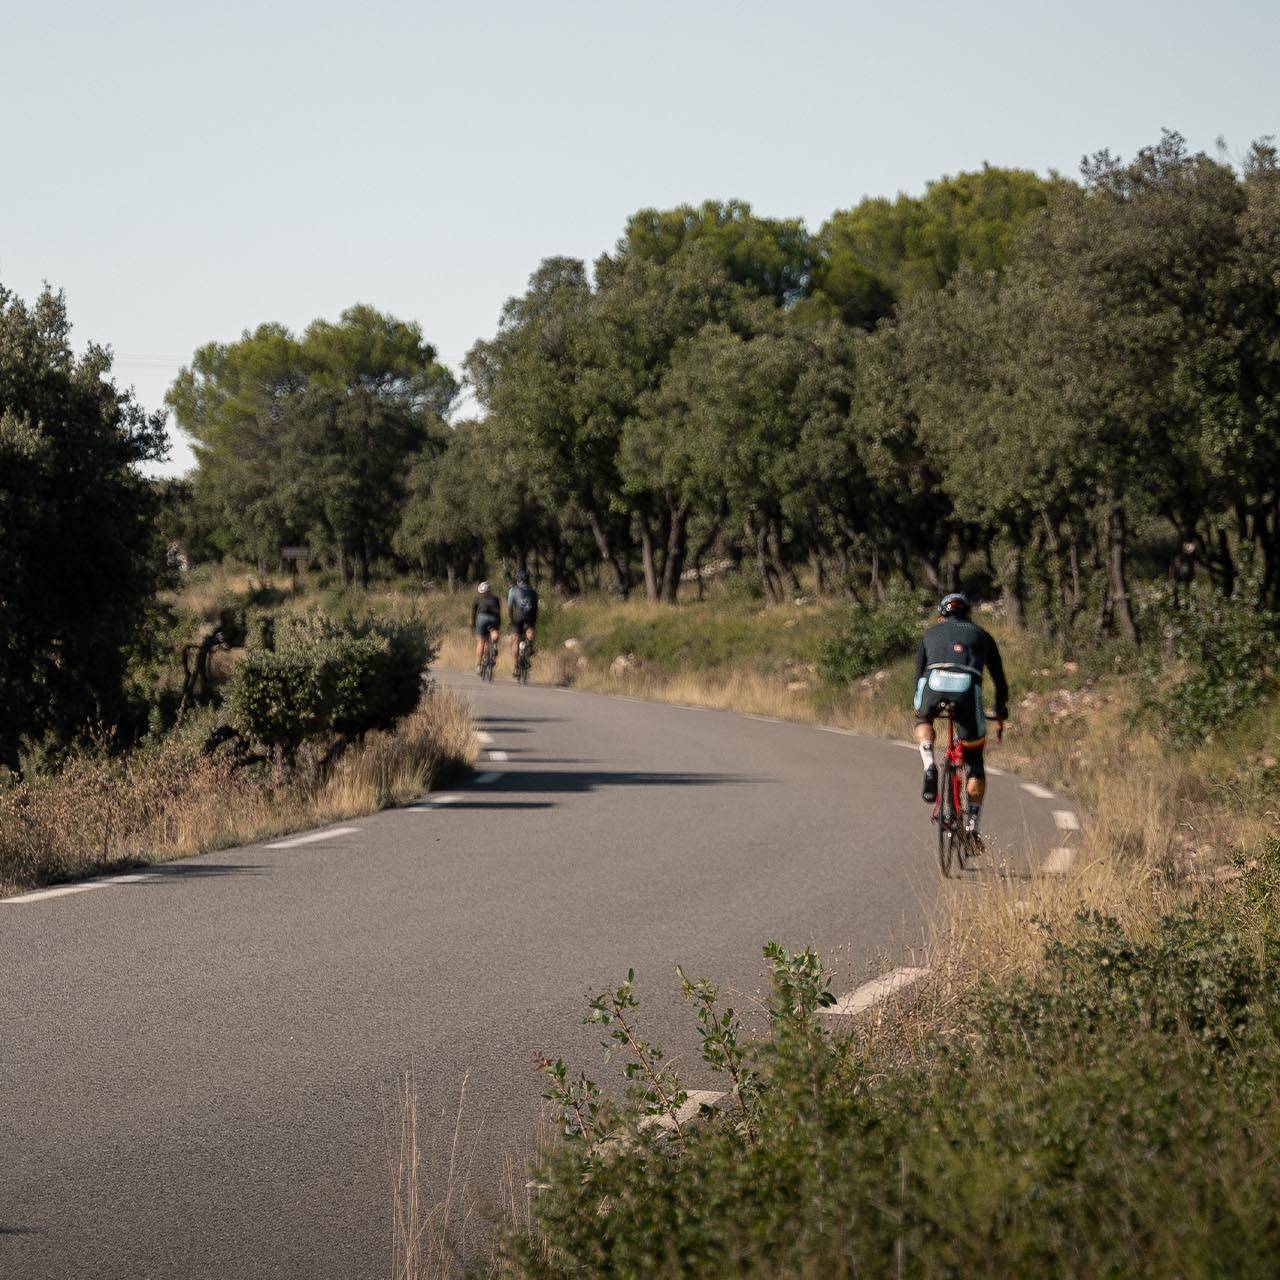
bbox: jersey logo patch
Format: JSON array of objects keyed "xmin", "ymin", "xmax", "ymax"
[{"xmin": 952, "ymin": 643, "xmax": 964, "ymax": 652}]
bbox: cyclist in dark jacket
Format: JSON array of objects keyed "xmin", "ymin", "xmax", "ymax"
[
  {"xmin": 914, "ymin": 593, "xmax": 1009, "ymax": 837},
  {"xmin": 471, "ymin": 581, "xmax": 501, "ymax": 673},
  {"xmin": 507, "ymin": 569, "xmax": 539, "ymax": 672}
]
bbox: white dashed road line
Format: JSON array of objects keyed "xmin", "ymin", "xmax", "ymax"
[
  {"xmin": 3, "ymin": 872, "xmax": 158, "ymax": 905},
  {"xmin": 476, "ymin": 731, "xmax": 495, "ymax": 745},
  {"xmin": 266, "ymin": 826, "xmax": 360, "ymax": 849},
  {"xmin": 407, "ymin": 794, "xmax": 460, "ymax": 810},
  {"xmin": 827, "ymin": 966, "xmax": 931, "ymax": 1018},
  {"xmin": 487, "ymin": 750, "xmax": 509, "ymax": 762},
  {"xmin": 1053, "ymin": 809, "xmax": 1080, "ymax": 831},
  {"xmin": 1042, "ymin": 847, "xmax": 1076, "ymax": 875},
  {"xmin": 1021, "ymin": 782, "xmax": 1056, "ymax": 799}
]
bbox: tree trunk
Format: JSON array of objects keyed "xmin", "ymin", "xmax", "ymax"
[
  {"xmin": 999, "ymin": 539, "xmax": 1026, "ymax": 630},
  {"xmin": 747, "ymin": 516, "xmax": 781, "ymax": 604},
  {"xmin": 637, "ymin": 511, "xmax": 660, "ymax": 602},
  {"xmin": 1106, "ymin": 506, "xmax": 1139, "ymax": 644},
  {"xmin": 588, "ymin": 513, "xmax": 630, "ymax": 597},
  {"xmin": 767, "ymin": 521, "xmax": 800, "ymax": 597},
  {"xmin": 337, "ymin": 549, "xmax": 350, "ymax": 588},
  {"xmin": 659, "ymin": 503, "xmax": 688, "ymax": 604},
  {"xmin": 446, "ymin": 564, "xmax": 456, "ymax": 595}
]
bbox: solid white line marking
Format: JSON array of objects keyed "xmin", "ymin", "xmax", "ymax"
[
  {"xmin": 3, "ymin": 872, "xmax": 158, "ymax": 905},
  {"xmin": 476, "ymin": 731, "xmax": 495, "ymax": 745},
  {"xmin": 828, "ymin": 966, "xmax": 931, "ymax": 1018},
  {"xmin": 474, "ymin": 771, "xmax": 502, "ymax": 784},
  {"xmin": 986, "ymin": 765, "xmax": 1005, "ymax": 776},
  {"xmin": 1042, "ymin": 847, "xmax": 1075, "ymax": 874},
  {"xmin": 817, "ymin": 725, "xmax": 859, "ymax": 736},
  {"xmin": 487, "ymin": 749, "xmax": 509, "ymax": 762},
  {"xmin": 266, "ymin": 826, "xmax": 360, "ymax": 849},
  {"xmin": 1053, "ymin": 809, "xmax": 1080, "ymax": 831},
  {"xmin": 1022, "ymin": 782, "xmax": 1055, "ymax": 799},
  {"xmin": 744, "ymin": 714, "xmax": 780, "ymax": 723}
]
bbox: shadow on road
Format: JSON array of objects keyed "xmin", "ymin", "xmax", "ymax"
[
  {"xmin": 476, "ymin": 768, "xmax": 762, "ymax": 796},
  {"xmin": 475, "ymin": 715, "xmax": 565, "ymax": 726},
  {"xmin": 143, "ymin": 862, "xmax": 266, "ymax": 882}
]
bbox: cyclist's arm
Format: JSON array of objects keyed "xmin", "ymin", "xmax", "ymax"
[
  {"xmin": 986, "ymin": 635, "xmax": 1010, "ymax": 719},
  {"xmin": 915, "ymin": 637, "xmax": 928, "ymax": 682},
  {"xmin": 470, "ymin": 600, "xmax": 478, "ymax": 627}
]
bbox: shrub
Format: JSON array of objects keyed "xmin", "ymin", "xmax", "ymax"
[
  {"xmin": 819, "ymin": 585, "xmax": 922, "ymax": 685},
  {"xmin": 505, "ymin": 850, "xmax": 1280, "ymax": 1277},
  {"xmin": 227, "ymin": 613, "xmax": 438, "ymax": 760},
  {"xmin": 1139, "ymin": 581, "xmax": 1277, "ymax": 748}
]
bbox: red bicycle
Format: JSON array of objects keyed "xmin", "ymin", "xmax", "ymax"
[{"xmin": 933, "ymin": 703, "xmax": 1004, "ymax": 878}]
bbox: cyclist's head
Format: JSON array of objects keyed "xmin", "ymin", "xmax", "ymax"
[
  {"xmin": 515, "ymin": 569, "xmax": 529, "ymax": 586},
  {"xmin": 939, "ymin": 592, "xmax": 970, "ymax": 619},
  {"xmin": 477, "ymin": 581, "xmax": 490, "ymax": 595}
]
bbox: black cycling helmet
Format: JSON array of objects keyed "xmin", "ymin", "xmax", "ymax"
[
  {"xmin": 515, "ymin": 569, "xmax": 529, "ymax": 586},
  {"xmin": 939, "ymin": 592, "xmax": 970, "ymax": 618}
]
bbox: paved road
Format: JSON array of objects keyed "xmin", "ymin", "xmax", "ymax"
[{"xmin": 1, "ymin": 676, "xmax": 1069, "ymax": 1278}]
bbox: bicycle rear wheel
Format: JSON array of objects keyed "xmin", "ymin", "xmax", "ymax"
[{"xmin": 937, "ymin": 761, "xmax": 957, "ymax": 877}]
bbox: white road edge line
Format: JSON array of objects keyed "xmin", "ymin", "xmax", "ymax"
[
  {"xmin": 1042, "ymin": 847, "xmax": 1076, "ymax": 875},
  {"xmin": 266, "ymin": 826, "xmax": 360, "ymax": 849},
  {"xmin": 744, "ymin": 714, "xmax": 781, "ymax": 723},
  {"xmin": 476, "ymin": 731, "xmax": 495, "ymax": 745},
  {"xmin": 1053, "ymin": 809, "xmax": 1081, "ymax": 831},
  {"xmin": 487, "ymin": 749, "xmax": 509, "ymax": 762},
  {"xmin": 473, "ymin": 771, "xmax": 502, "ymax": 784},
  {"xmin": 827, "ymin": 966, "xmax": 931, "ymax": 1018},
  {"xmin": 3, "ymin": 872, "xmax": 158, "ymax": 905},
  {"xmin": 1021, "ymin": 782, "xmax": 1056, "ymax": 799}
]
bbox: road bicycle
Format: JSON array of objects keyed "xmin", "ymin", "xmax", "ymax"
[
  {"xmin": 479, "ymin": 631, "xmax": 498, "ymax": 683},
  {"xmin": 514, "ymin": 633, "xmax": 534, "ymax": 684},
  {"xmin": 932, "ymin": 703, "xmax": 1003, "ymax": 878}
]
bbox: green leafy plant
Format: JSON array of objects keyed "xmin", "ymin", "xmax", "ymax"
[{"xmin": 820, "ymin": 585, "xmax": 922, "ymax": 686}]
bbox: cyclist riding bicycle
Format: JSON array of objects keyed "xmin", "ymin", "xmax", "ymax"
[
  {"xmin": 914, "ymin": 593, "xmax": 1009, "ymax": 838},
  {"xmin": 507, "ymin": 569, "xmax": 539, "ymax": 672},
  {"xmin": 472, "ymin": 581, "xmax": 501, "ymax": 673}
]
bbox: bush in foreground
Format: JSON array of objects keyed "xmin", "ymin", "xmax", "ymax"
[{"xmin": 505, "ymin": 847, "xmax": 1280, "ymax": 1278}]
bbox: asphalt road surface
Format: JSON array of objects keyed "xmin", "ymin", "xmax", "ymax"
[{"xmin": 1, "ymin": 675, "xmax": 1071, "ymax": 1278}]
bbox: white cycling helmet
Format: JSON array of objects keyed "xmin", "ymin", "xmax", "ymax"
[{"xmin": 477, "ymin": 581, "xmax": 490, "ymax": 594}]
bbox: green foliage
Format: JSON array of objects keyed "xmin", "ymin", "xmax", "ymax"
[
  {"xmin": 227, "ymin": 613, "xmax": 437, "ymax": 759},
  {"xmin": 509, "ymin": 852, "xmax": 1280, "ymax": 1277},
  {"xmin": 819, "ymin": 586, "xmax": 921, "ymax": 685},
  {"xmin": 1140, "ymin": 581, "xmax": 1278, "ymax": 748},
  {"xmin": 0, "ymin": 284, "xmax": 169, "ymax": 771}
]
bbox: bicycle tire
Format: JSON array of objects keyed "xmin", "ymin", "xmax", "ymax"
[
  {"xmin": 937, "ymin": 761, "xmax": 955, "ymax": 878},
  {"xmin": 953, "ymin": 765, "xmax": 969, "ymax": 873}
]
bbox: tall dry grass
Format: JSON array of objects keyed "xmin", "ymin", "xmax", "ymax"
[{"xmin": 0, "ymin": 692, "xmax": 476, "ymax": 897}]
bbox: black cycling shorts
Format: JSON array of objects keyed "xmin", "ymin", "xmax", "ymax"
[
  {"xmin": 915, "ymin": 685, "xmax": 986, "ymax": 748},
  {"xmin": 511, "ymin": 614, "xmax": 536, "ymax": 634},
  {"xmin": 474, "ymin": 615, "xmax": 500, "ymax": 637}
]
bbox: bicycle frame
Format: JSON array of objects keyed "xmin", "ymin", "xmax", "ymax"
[{"xmin": 931, "ymin": 712, "xmax": 967, "ymax": 824}]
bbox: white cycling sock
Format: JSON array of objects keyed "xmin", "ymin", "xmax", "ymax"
[{"xmin": 919, "ymin": 741, "xmax": 934, "ymax": 770}]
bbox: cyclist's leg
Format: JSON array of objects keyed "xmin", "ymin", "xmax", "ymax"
[
  {"xmin": 914, "ymin": 683, "xmax": 940, "ymax": 802},
  {"xmin": 958, "ymin": 692, "xmax": 987, "ymax": 832}
]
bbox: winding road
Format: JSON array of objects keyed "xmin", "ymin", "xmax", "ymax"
[{"xmin": 1, "ymin": 675, "xmax": 1072, "ymax": 1278}]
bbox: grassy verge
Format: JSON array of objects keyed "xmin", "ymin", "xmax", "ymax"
[{"xmin": 0, "ymin": 693, "xmax": 476, "ymax": 898}]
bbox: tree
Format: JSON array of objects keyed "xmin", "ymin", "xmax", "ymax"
[{"xmin": 0, "ymin": 285, "xmax": 168, "ymax": 770}]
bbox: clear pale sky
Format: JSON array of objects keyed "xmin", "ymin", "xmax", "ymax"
[{"xmin": 4, "ymin": 0, "xmax": 1276, "ymax": 475}]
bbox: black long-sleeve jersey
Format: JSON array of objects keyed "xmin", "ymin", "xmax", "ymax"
[{"xmin": 914, "ymin": 617, "xmax": 1009, "ymax": 718}]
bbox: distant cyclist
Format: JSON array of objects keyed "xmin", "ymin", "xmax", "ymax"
[
  {"xmin": 507, "ymin": 569, "xmax": 539, "ymax": 672},
  {"xmin": 471, "ymin": 581, "xmax": 501, "ymax": 673},
  {"xmin": 914, "ymin": 593, "xmax": 1009, "ymax": 838}
]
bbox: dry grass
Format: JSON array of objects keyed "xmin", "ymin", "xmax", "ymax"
[{"xmin": 0, "ymin": 692, "xmax": 477, "ymax": 897}]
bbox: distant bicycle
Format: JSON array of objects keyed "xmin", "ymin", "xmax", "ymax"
[
  {"xmin": 933, "ymin": 702, "xmax": 1003, "ymax": 877},
  {"xmin": 514, "ymin": 636, "xmax": 533, "ymax": 684},
  {"xmin": 479, "ymin": 633, "xmax": 498, "ymax": 683}
]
